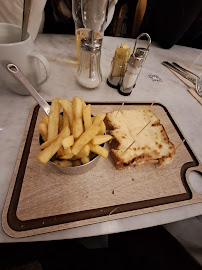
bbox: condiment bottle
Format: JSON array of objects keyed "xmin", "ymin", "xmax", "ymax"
[
  {"xmin": 77, "ymin": 30, "xmax": 102, "ymax": 89},
  {"xmin": 107, "ymin": 44, "xmax": 130, "ymax": 89},
  {"xmin": 119, "ymin": 33, "xmax": 151, "ymax": 96}
]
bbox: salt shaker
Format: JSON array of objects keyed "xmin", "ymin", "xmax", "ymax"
[
  {"xmin": 119, "ymin": 33, "xmax": 151, "ymax": 96},
  {"xmin": 77, "ymin": 30, "xmax": 102, "ymax": 89}
]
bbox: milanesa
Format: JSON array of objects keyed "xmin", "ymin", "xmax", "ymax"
[{"xmin": 105, "ymin": 109, "xmax": 175, "ymax": 169}]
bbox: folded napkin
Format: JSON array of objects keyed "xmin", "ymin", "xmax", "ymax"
[{"xmin": 168, "ymin": 68, "xmax": 202, "ymax": 105}]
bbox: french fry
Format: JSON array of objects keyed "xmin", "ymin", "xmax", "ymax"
[
  {"xmin": 72, "ymin": 97, "xmax": 83, "ymax": 139},
  {"xmin": 40, "ymin": 135, "xmax": 58, "ymax": 149},
  {"xmin": 81, "ymin": 156, "xmax": 90, "ymax": 164},
  {"xmin": 57, "ymin": 127, "xmax": 71, "ymax": 154},
  {"xmin": 38, "ymin": 122, "xmax": 48, "ymax": 142},
  {"xmin": 59, "ymin": 153, "xmax": 74, "ymax": 160},
  {"xmin": 59, "ymin": 99, "xmax": 73, "ymax": 132},
  {"xmin": 77, "ymin": 144, "xmax": 90, "ymax": 157},
  {"xmin": 62, "ymin": 135, "xmax": 74, "ymax": 149},
  {"xmin": 89, "ymin": 143, "xmax": 108, "ymax": 158},
  {"xmin": 41, "ymin": 115, "xmax": 49, "ymax": 126},
  {"xmin": 37, "ymin": 126, "xmax": 70, "ymax": 164},
  {"xmin": 83, "ymin": 104, "xmax": 92, "ymax": 130},
  {"xmin": 57, "ymin": 146, "xmax": 65, "ymax": 156},
  {"xmin": 59, "ymin": 114, "xmax": 63, "ymax": 133},
  {"xmin": 80, "ymin": 98, "xmax": 87, "ymax": 109},
  {"xmin": 59, "ymin": 147, "xmax": 73, "ymax": 159},
  {"xmin": 54, "ymin": 160, "xmax": 73, "ymax": 167},
  {"xmin": 73, "ymin": 119, "xmax": 83, "ymax": 139},
  {"xmin": 93, "ymin": 113, "xmax": 106, "ymax": 126},
  {"xmin": 91, "ymin": 134, "xmax": 112, "ymax": 145},
  {"xmin": 47, "ymin": 98, "xmax": 61, "ymax": 140},
  {"xmin": 63, "ymin": 110, "xmax": 70, "ymax": 129},
  {"xmin": 98, "ymin": 121, "xmax": 106, "ymax": 135},
  {"xmin": 63, "ymin": 147, "xmax": 72, "ymax": 155},
  {"xmin": 72, "ymin": 159, "xmax": 82, "ymax": 166},
  {"xmin": 72, "ymin": 125, "xmax": 100, "ymax": 155},
  {"xmin": 71, "ymin": 145, "xmax": 90, "ymax": 159}
]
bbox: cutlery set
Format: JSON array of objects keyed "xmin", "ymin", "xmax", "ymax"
[{"xmin": 162, "ymin": 61, "xmax": 202, "ymax": 97}]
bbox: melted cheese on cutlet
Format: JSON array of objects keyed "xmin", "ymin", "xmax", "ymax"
[{"xmin": 108, "ymin": 109, "xmax": 174, "ymax": 164}]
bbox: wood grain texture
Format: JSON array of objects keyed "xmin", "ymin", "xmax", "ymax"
[{"xmin": 2, "ymin": 103, "xmax": 202, "ymax": 238}]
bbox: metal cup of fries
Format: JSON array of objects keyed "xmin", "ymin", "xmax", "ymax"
[
  {"xmin": 48, "ymin": 151, "xmax": 101, "ymax": 175},
  {"xmin": 37, "ymin": 97, "xmax": 112, "ymax": 175}
]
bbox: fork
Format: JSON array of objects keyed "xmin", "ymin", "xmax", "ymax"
[
  {"xmin": 196, "ymin": 76, "xmax": 202, "ymax": 96},
  {"xmin": 172, "ymin": 62, "xmax": 202, "ymax": 96}
]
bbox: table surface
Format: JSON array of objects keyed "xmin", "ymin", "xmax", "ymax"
[{"xmin": 0, "ymin": 34, "xmax": 202, "ymax": 243}]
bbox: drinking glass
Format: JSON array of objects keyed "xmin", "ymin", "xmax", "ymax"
[
  {"xmin": 72, "ymin": 0, "xmax": 84, "ymax": 30},
  {"xmin": 81, "ymin": 0, "xmax": 109, "ymax": 35}
]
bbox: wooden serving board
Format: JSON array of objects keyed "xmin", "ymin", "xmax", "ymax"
[{"xmin": 2, "ymin": 102, "xmax": 202, "ymax": 238}]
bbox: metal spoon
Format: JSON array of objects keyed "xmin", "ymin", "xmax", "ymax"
[
  {"xmin": 7, "ymin": 64, "xmax": 50, "ymax": 115},
  {"xmin": 21, "ymin": 0, "xmax": 32, "ymax": 41}
]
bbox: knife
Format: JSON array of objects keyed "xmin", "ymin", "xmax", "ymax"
[
  {"xmin": 172, "ymin": 62, "xmax": 200, "ymax": 79},
  {"xmin": 162, "ymin": 61, "xmax": 196, "ymax": 85}
]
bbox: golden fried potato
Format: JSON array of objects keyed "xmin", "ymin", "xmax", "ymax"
[
  {"xmin": 63, "ymin": 110, "xmax": 70, "ymax": 129},
  {"xmin": 59, "ymin": 153, "xmax": 74, "ymax": 160},
  {"xmin": 41, "ymin": 115, "xmax": 49, "ymax": 126},
  {"xmin": 58, "ymin": 114, "xmax": 63, "ymax": 133},
  {"xmin": 40, "ymin": 136, "xmax": 58, "ymax": 149},
  {"xmin": 59, "ymin": 99, "xmax": 73, "ymax": 132},
  {"xmin": 83, "ymin": 104, "xmax": 92, "ymax": 130},
  {"xmin": 47, "ymin": 98, "xmax": 61, "ymax": 140},
  {"xmin": 62, "ymin": 135, "xmax": 74, "ymax": 149},
  {"xmin": 38, "ymin": 122, "xmax": 48, "ymax": 142},
  {"xmin": 80, "ymin": 98, "xmax": 87, "ymax": 109},
  {"xmin": 91, "ymin": 134, "xmax": 112, "ymax": 145},
  {"xmin": 98, "ymin": 121, "xmax": 106, "ymax": 135},
  {"xmin": 71, "ymin": 145, "xmax": 90, "ymax": 160},
  {"xmin": 72, "ymin": 159, "xmax": 82, "ymax": 166},
  {"xmin": 72, "ymin": 125, "xmax": 100, "ymax": 155},
  {"xmin": 57, "ymin": 146, "xmax": 65, "ymax": 156},
  {"xmin": 60, "ymin": 146, "xmax": 74, "ymax": 159},
  {"xmin": 37, "ymin": 126, "xmax": 70, "ymax": 164},
  {"xmin": 72, "ymin": 97, "xmax": 83, "ymax": 139},
  {"xmin": 89, "ymin": 143, "xmax": 108, "ymax": 158},
  {"xmin": 54, "ymin": 160, "xmax": 73, "ymax": 167},
  {"xmin": 93, "ymin": 113, "xmax": 106, "ymax": 126},
  {"xmin": 81, "ymin": 156, "xmax": 90, "ymax": 164}
]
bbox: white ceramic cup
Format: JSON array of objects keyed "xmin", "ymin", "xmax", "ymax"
[{"xmin": 0, "ymin": 23, "xmax": 50, "ymax": 95}]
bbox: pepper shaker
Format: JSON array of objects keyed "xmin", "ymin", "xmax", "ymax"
[{"xmin": 119, "ymin": 33, "xmax": 151, "ymax": 96}]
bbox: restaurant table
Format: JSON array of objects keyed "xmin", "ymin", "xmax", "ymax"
[{"xmin": 0, "ymin": 34, "xmax": 202, "ymax": 243}]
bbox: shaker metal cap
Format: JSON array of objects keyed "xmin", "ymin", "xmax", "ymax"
[
  {"xmin": 81, "ymin": 38, "xmax": 101, "ymax": 52},
  {"xmin": 135, "ymin": 47, "xmax": 148, "ymax": 58},
  {"xmin": 81, "ymin": 29, "xmax": 101, "ymax": 53},
  {"xmin": 128, "ymin": 54, "xmax": 144, "ymax": 68}
]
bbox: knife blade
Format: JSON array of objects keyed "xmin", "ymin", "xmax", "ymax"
[
  {"xmin": 172, "ymin": 62, "xmax": 200, "ymax": 79},
  {"xmin": 162, "ymin": 61, "xmax": 196, "ymax": 85}
]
